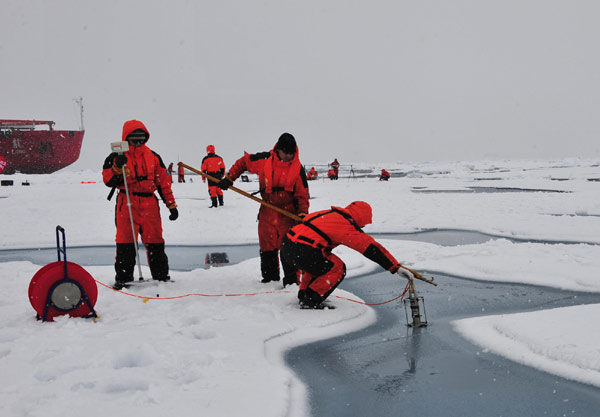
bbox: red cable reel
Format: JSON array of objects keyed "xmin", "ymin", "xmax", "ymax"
[{"xmin": 28, "ymin": 226, "xmax": 98, "ymax": 322}]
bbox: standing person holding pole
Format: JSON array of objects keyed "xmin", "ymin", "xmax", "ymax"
[
  {"xmin": 102, "ymin": 120, "xmax": 179, "ymax": 290},
  {"xmin": 217, "ymin": 133, "xmax": 309, "ymax": 286}
]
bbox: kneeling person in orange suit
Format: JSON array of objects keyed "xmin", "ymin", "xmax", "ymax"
[{"xmin": 280, "ymin": 201, "xmax": 403, "ymax": 308}]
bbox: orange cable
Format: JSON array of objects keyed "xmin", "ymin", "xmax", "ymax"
[{"xmin": 95, "ymin": 279, "xmax": 410, "ymax": 305}]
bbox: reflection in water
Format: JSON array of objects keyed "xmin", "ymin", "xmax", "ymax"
[
  {"xmin": 404, "ymin": 328, "xmax": 422, "ymax": 376},
  {"xmin": 372, "ymin": 327, "xmax": 423, "ymax": 396},
  {"xmin": 205, "ymin": 252, "xmax": 230, "ymax": 266}
]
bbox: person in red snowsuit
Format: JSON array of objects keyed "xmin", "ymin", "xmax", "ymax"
[
  {"xmin": 307, "ymin": 166, "xmax": 318, "ymax": 180},
  {"xmin": 218, "ymin": 133, "xmax": 309, "ymax": 286},
  {"xmin": 102, "ymin": 120, "xmax": 179, "ymax": 289},
  {"xmin": 330, "ymin": 158, "xmax": 340, "ymax": 179},
  {"xmin": 177, "ymin": 163, "xmax": 185, "ymax": 183},
  {"xmin": 379, "ymin": 169, "xmax": 390, "ymax": 181},
  {"xmin": 280, "ymin": 201, "xmax": 403, "ymax": 308},
  {"xmin": 201, "ymin": 145, "xmax": 226, "ymax": 208}
]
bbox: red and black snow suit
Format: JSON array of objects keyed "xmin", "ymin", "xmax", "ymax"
[
  {"xmin": 379, "ymin": 169, "xmax": 390, "ymax": 181},
  {"xmin": 201, "ymin": 145, "xmax": 226, "ymax": 207},
  {"xmin": 330, "ymin": 159, "xmax": 340, "ymax": 179},
  {"xmin": 102, "ymin": 120, "xmax": 177, "ymax": 282},
  {"xmin": 177, "ymin": 164, "xmax": 185, "ymax": 183},
  {"xmin": 280, "ymin": 201, "xmax": 400, "ymax": 307},
  {"xmin": 226, "ymin": 143, "xmax": 309, "ymax": 283}
]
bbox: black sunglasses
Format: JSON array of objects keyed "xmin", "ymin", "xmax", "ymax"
[{"xmin": 130, "ymin": 138, "xmax": 147, "ymax": 145}]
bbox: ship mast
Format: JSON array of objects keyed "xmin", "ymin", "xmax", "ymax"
[{"xmin": 74, "ymin": 97, "xmax": 84, "ymax": 131}]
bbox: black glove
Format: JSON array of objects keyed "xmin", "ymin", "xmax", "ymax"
[
  {"xmin": 115, "ymin": 154, "xmax": 127, "ymax": 168},
  {"xmin": 218, "ymin": 177, "xmax": 233, "ymax": 190},
  {"xmin": 169, "ymin": 207, "xmax": 179, "ymax": 221}
]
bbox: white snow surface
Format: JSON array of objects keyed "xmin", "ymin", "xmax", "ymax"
[{"xmin": 1, "ymin": 157, "xmax": 600, "ymax": 416}]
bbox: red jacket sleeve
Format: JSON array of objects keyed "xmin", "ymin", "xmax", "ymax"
[
  {"xmin": 227, "ymin": 153, "xmax": 250, "ymax": 181},
  {"xmin": 293, "ymin": 168, "xmax": 309, "ymax": 214},
  {"xmin": 153, "ymin": 153, "xmax": 176, "ymax": 208},
  {"xmin": 219, "ymin": 157, "xmax": 226, "ymax": 176},
  {"xmin": 340, "ymin": 229, "xmax": 398, "ymax": 271}
]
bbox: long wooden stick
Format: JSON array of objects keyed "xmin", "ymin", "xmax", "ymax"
[
  {"xmin": 398, "ymin": 267, "xmax": 437, "ymax": 286},
  {"xmin": 178, "ymin": 162, "xmax": 302, "ymax": 221}
]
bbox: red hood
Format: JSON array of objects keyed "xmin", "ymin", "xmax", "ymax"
[
  {"xmin": 207, "ymin": 144, "xmax": 215, "ymax": 153},
  {"xmin": 122, "ymin": 120, "xmax": 150, "ymax": 142},
  {"xmin": 343, "ymin": 201, "xmax": 373, "ymax": 227}
]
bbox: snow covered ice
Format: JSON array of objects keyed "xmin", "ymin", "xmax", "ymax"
[{"xmin": 1, "ymin": 158, "xmax": 599, "ymax": 416}]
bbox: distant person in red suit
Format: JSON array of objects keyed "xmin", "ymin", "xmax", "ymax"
[
  {"xmin": 327, "ymin": 169, "xmax": 336, "ymax": 180},
  {"xmin": 379, "ymin": 169, "xmax": 390, "ymax": 181},
  {"xmin": 201, "ymin": 145, "xmax": 226, "ymax": 208},
  {"xmin": 307, "ymin": 166, "xmax": 318, "ymax": 180},
  {"xmin": 177, "ymin": 163, "xmax": 185, "ymax": 183},
  {"xmin": 329, "ymin": 158, "xmax": 340, "ymax": 179}
]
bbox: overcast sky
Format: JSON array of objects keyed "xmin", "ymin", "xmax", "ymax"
[{"xmin": 2, "ymin": 0, "xmax": 599, "ymax": 169}]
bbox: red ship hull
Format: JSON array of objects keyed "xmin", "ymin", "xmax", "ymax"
[{"xmin": 0, "ymin": 121, "xmax": 84, "ymax": 174}]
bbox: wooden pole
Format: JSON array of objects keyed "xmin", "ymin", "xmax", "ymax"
[{"xmin": 398, "ymin": 267, "xmax": 437, "ymax": 286}]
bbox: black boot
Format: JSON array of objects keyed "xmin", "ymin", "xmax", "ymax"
[
  {"xmin": 299, "ymin": 288, "xmax": 324, "ymax": 309},
  {"xmin": 146, "ymin": 242, "xmax": 171, "ymax": 281},
  {"xmin": 209, "ymin": 197, "xmax": 218, "ymax": 208},
  {"xmin": 281, "ymin": 256, "xmax": 298, "ymax": 287},
  {"xmin": 218, "ymin": 195, "xmax": 224, "ymax": 206},
  {"xmin": 114, "ymin": 243, "xmax": 136, "ymax": 288},
  {"xmin": 260, "ymin": 250, "xmax": 280, "ymax": 283}
]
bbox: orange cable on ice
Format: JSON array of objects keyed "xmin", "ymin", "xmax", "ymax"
[
  {"xmin": 94, "ymin": 279, "xmax": 292, "ymax": 300},
  {"xmin": 95, "ymin": 279, "xmax": 410, "ymax": 305},
  {"xmin": 333, "ymin": 280, "xmax": 411, "ymax": 306}
]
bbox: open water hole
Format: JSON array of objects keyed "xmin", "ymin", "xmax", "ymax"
[
  {"xmin": 288, "ymin": 272, "xmax": 600, "ymax": 417},
  {"xmin": 285, "ymin": 233, "xmax": 600, "ymax": 417},
  {"xmin": 3, "ymin": 230, "xmax": 600, "ymax": 416}
]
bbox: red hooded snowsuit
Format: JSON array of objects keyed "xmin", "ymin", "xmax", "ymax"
[
  {"xmin": 226, "ymin": 141, "xmax": 309, "ymax": 282},
  {"xmin": 380, "ymin": 169, "xmax": 390, "ymax": 181},
  {"xmin": 330, "ymin": 159, "xmax": 340, "ymax": 177},
  {"xmin": 201, "ymin": 145, "xmax": 226, "ymax": 201},
  {"xmin": 280, "ymin": 201, "xmax": 400, "ymax": 307},
  {"xmin": 102, "ymin": 120, "xmax": 177, "ymax": 282},
  {"xmin": 177, "ymin": 164, "xmax": 185, "ymax": 183}
]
